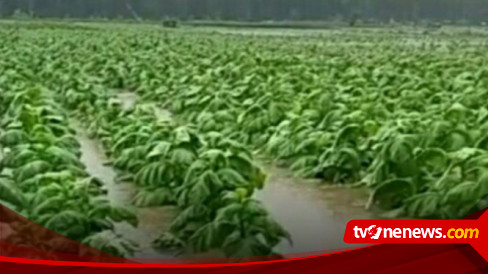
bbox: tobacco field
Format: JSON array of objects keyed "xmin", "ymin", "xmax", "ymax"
[{"xmin": 1, "ymin": 21, "xmax": 488, "ymax": 257}]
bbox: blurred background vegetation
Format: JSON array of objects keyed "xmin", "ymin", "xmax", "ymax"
[{"xmin": 1, "ymin": 0, "xmax": 488, "ymax": 26}]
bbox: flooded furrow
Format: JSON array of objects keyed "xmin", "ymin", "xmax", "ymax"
[
  {"xmin": 75, "ymin": 126, "xmax": 176, "ymax": 259},
  {"xmin": 256, "ymin": 166, "xmax": 374, "ymax": 254},
  {"xmin": 116, "ymin": 90, "xmax": 375, "ymax": 256}
]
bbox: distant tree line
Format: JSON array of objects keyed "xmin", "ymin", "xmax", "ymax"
[{"xmin": 1, "ymin": 0, "xmax": 487, "ymax": 23}]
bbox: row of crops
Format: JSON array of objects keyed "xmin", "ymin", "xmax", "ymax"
[
  {"xmin": 0, "ymin": 23, "xmax": 289, "ymax": 258},
  {"xmin": 0, "ymin": 82, "xmax": 138, "ymax": 256},
  {"xmin": 1, "ymin": 22, "xmax": 488, "ymax": 257}
]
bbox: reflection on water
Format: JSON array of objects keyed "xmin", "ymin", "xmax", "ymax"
[
  {"xmin": 76, "ymin": 127, "xmax": 176, "ymax": 258},
  {"xmin": 256, "ymin": 166, "xmax": 374, "ymax": 255}
]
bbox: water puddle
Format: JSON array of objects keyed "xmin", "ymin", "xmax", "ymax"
[
  {"xmin": 75, "ymin": 126, "xmax": 176, "ymax": 259},
  {"xmin": 256, "ymin": 166, "xmax": 375, "ymax": 255}
]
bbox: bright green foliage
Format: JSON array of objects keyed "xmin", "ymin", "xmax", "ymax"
[
  {"xmin": 2, "ymin": 22, "xmax": 488, "ymax": 258},
  {"xmin": 0, "ymin": 72, "xmax": 138, "ymax": 256}
]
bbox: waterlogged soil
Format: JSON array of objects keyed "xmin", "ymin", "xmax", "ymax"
[
  {"xmin": 109, "ymin": 91, "xmax": 375, "ymax": 257},
  {"xmin": 76, "ymin": 127, "xmax": 177, "ymax": 259},
  {"xmin": 256, "ymin": 166, "xmax": 375, "ymax": 255}
]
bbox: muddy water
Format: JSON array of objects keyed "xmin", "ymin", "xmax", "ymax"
[
  {"xmin": 256, "ymin": 166, "xmax": 374, "ymax": 255},
  {"xmin": 114, "ymin": 90, "xmax": 375, "ymax": 257},
  {"xmin": 76, "ymin": 127, "xmax": 176, "ymax": 259}
]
